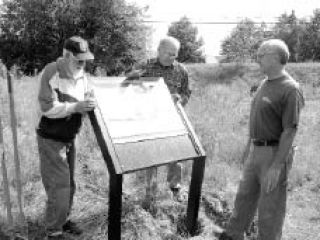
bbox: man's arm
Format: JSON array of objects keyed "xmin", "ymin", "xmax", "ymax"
[
  {"xmin": 178, "ymin": 65, "xmax": 191, "ymax": 106},
  {"xmin": 38, "ymin": 63, "xmax": 95, "ymax": 118},
  {"xmin": 38, "ymin": 64, "xmax": 77, "ymax": 118},
  {"xmin": 263, "ymin": 127, "xmax": 297, "ymax": 193},
  {"xmin": 263, "ymin": 87, "xmax": 304, "ymax": 193},
  {"xmin": 125, "ymin": 61, "xmax": 148, "ymax": 80},
  {"xmin": 272, "ymin": 128, "xmax": 297, "ymax": 167}
]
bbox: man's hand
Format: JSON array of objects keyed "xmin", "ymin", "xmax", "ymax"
[
  {"xmin": 85, "ymin": 89, "xmax": 95, "ymax": 100},
  {"xmin": 171, "ymin": 93, "xmax": 182, "ymax": 104},
  {"xmin": 74, "ymin": 99, "xmax": 96, "ymax": 113},
  {"xmin": 262, "ymin": 162, "xmax": 283, "ymax": 193},
  {"xmin": 262, "ymin": 128, "xmax": 297, "ymax": 193},
  {"xmin": 125, "ymin": 69, "xmax": 146, "ymax": 80}
]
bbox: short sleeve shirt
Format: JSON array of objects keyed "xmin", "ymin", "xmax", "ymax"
[
  {"xmin": 140, "ymin": 58, "xmax": 191, "ymax": 105},
  {"xmin": 249, "ymin": 74, "xmax": 304, "ymax": 140}
]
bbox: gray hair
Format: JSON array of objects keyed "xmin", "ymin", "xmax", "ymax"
[
  {"xmin": 260, "ymin": 39, "xmax": 290, "ymax": 65},
  {"xmin": 63, "ymin": 49, "xmax": 72, "ymax": 58},
  {"xmin": 158, "ymin": 36, "xmax": 180, "ymax": 51}
]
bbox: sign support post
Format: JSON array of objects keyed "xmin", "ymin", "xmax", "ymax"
[
  {"xmin": 108, "ymin": 173, "xmax": 123, "ymax": 240},
  {"xmin": 186, "ymin": 157, "xmax": 206, "ymax": 234}
]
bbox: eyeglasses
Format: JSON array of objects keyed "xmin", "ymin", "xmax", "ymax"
[
  {"xmin": 70, "ymin": 54, "xmax": 86, "ymax": 65},
  {"xmin": 256, "ymin": 52, "xmax": 276, "ymax": 59},
  {"xmin": 76, "ymin": 60, "xmax": 85, "ymax": 65}
]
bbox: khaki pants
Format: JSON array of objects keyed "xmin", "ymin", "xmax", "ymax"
[
  {"xmin": 226, "ymin": 145, "xmax": 294, "ymax": 240},
  {"xmin": 37, "ymin": 135, "xmax": 76, "ymax": 233},
  {"xmin": 145, "ymin": 162, "xmax": 182, "ymax": 198}
]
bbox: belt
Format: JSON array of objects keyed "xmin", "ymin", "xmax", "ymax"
[{"xmin": 252, "ymin": 139, "xmax": 279, "ymax": 146}]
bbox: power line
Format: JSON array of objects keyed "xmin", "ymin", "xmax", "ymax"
[
  {"xmin": 141, "ymin": 20, "xmax": 280, "ymax": 25},
  {"xmin": 0, "ymin": 13, "xmax": 312, "ymax": 25}
]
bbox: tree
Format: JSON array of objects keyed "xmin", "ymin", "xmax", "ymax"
[
  {"xmin": 298, "ymin": 9, "xmax": 320, "ymax": 61},
  {"xmin": 80, "ymin": 0, "xmax": 151, "ymax": 75},
  {"xmin": 0, "ymin": 0, "xmax": 82, "ymax": 73},
  {"xmin": 167, "ymin": 16, "xmax": 205, "ymax": 63},
  {"xmin": 220, "ymin": 18, "xmax": 269, "ymax": 62},
  {"xmin": 272, "ymin": 10, "xmax": 307, "ymax": 62},
  {"xmin": 0, "ymin": 0, "xmax": 150, "ymax": 75}
]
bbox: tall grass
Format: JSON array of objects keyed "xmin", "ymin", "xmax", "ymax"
[{"xmin": 0, "ymin": 62, "xmax": 320, "ymax": 239}]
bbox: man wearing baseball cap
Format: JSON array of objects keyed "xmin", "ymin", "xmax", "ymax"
[{"xmin": 36, "ymin": 36, "xmax": 95, "ymax": 239}]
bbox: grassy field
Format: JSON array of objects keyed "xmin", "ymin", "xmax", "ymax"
[{"xmin": 0, "ymin": 62, "xmax": 320, "ymax": 239}]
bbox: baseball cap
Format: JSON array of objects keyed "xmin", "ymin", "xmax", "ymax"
[{"xmin": 63, "ymin": 36, "xmax": 94, "ymax": 60}]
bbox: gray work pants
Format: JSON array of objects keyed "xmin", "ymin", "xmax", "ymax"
[
  {"xmin": 37, "ymin": 135, "xmax": 76, "ymax": 234},
  {"xmin": 145, "ymin": 162, "xmax": 182, "ymax": 198},
  {"xmin": 226, "ymin": 145, "xmax": 294, "ymax": 240}
]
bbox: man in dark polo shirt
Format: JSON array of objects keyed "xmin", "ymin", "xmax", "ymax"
[
  {"xmin": 220, "ymin": 39, "xmax": 304, "ymax": 240},
  {"xmin": 126, "ymin": 36, "xmax": 191, "ymax": 199}
]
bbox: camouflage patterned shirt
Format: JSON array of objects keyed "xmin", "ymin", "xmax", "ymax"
[{"xmin": 140, "ymin": 58, "xmax": 191, "ymax": 106}]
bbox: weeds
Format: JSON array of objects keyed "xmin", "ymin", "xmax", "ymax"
[{"xmin": 1, "ymin": 63, "xmax": 320, "ymax": 239}]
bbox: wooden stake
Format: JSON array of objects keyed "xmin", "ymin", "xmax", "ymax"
[
  {"xmin": 0, "ymin": 117, "xmax": 14, "ymax": 227},
  {"xmin": 6, "ymin": 71, "xmax": 25, "ymax": 223}
]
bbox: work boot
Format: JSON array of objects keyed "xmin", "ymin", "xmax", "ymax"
[
  {"xmin": 62, "ymin": 220, "xmax": 83, "ymax": 235},
  {"xmin": 170, "ymin": 184, "xmax": 189, "ymax": 202},
  {"xmin": 170, "ymin": 183, "xmax": 181, "ymax": 195}
]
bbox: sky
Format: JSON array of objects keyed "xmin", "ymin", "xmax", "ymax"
[{"xmin": 128, "ymin": 0, "xmax": 320, "ymax": 62}]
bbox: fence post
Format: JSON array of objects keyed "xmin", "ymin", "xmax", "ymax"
[
  {"xmin": 6, "ymin": 71, "xmax": 25, "ymax": 223},
  {"xmin": 0, "ymin": 117, "xmax": 14, "ymax": 227}
]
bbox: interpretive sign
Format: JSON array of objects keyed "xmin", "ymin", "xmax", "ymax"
[
  {"xmin": 88, "ymin": 77, "xmax": 206, "ymax": 240},
  {"xmin": 93, "ymin": 77, "xmax": 187, "ymax": 143}
]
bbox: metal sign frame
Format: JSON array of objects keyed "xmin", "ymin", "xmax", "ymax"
[{"xmin": 88, "ymin": 77, "xmax": 206, "ymax": 240}]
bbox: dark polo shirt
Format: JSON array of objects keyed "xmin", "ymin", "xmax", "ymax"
[
  {"xmin": 249, "ymin": 74, "xmax": 304, "ymax": 140},
  {"xmin": 140, "ymin": 58, "xmax": 191, "ymax": 106}
]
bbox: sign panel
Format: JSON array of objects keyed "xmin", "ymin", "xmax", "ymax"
[{"xmin": 91, "ymin": 77, "xmax": 188, "ymax": 144}]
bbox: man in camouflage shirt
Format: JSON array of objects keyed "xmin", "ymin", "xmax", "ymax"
[{"xmin": 128, "ymin": 36, "xmax": 191, "ymax": 197}]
